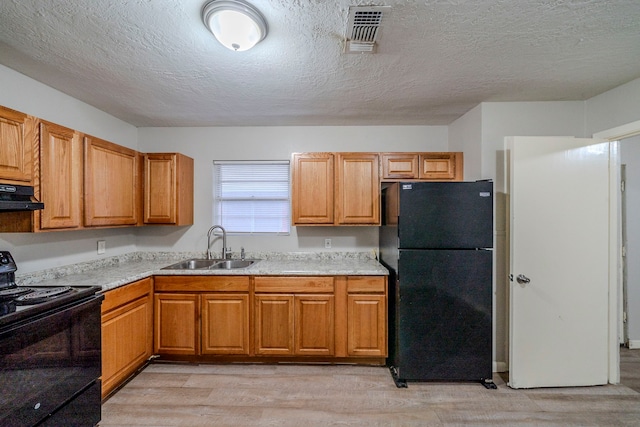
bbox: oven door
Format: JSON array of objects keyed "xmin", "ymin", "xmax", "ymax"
[{"xmin": 0, "ymin": 296, "xmax": 102, "ymax": 427}]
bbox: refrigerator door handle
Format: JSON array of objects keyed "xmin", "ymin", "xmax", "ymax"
[{"xmin": 516, "ymin": 274, "xmax": 531, "ymax": 284}]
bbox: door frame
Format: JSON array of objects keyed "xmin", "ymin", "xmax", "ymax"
[{"xmin": 594, "ymin": 119, "xmax": 640, "ymax": 384}]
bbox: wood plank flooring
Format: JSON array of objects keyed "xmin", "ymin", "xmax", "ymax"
[{"xmin": 100, "ymin": 348, "xmax": 640, "ymax": 426}]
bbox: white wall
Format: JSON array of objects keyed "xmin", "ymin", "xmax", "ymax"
[
  {"xmin": 0, "ymin": 65, "xmax": 137, "ymax": 149},
  {"xmin": 586, "ymin": 78, "xmax": 640, "ymax": 136},
  {"xmin": 136, "ymin": 126, "xmax": 449, "ymax": 256},
  {"xmin": 621, "ymin": 135, "xmax": 640, "ymax": 346},
  {"xmin": 0, "ymin": 65, "xmax": 139, "ymax": 273},
  {"xmin": 449, "ymin": 104, "xmax": 482, "ymax": 180}
]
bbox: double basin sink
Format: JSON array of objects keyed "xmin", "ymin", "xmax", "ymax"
[{"xmin": 162, "ymin": 258, "xmax": 260, "ymax": 270}]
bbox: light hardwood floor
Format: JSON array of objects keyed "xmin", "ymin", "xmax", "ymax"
[{"xmin": 100, "ymin": 348, "xmax": 640, "ymax": 426}]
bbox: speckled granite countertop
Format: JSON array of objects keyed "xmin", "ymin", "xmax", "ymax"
[{"xmin": 15, "ymin": 251, "xmax": 388, "ymax": 292}]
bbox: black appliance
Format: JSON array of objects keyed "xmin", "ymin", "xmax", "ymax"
[
  {"xmin": 379, "ymin": 181, "xmax": 495, "ymax": 388},
  {"xmin": 0, "ymin": 183, "xmax": 44, "ymax": 211},
  {"xmin": 0, "ymin": 251, "xmax": 103, "ymax": 427}
]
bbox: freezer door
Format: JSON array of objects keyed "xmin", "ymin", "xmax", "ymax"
[
  {"xmin": 394, "ymin": 249, "xmax": 492, "ymax": 381},
  {"xmin": 398, "ymin": 181, "xmax": 493, "ymax": 249}
]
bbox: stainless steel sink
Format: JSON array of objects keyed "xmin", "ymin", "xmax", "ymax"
[
  {"xmin": 209, "ymin": 260, "xmax": 258, "ymax": 269},
  {"xmin": 161, "ymin": 259, "xmax": 220, "ymax": 270},
  {"xmin": 162, "ymin": 258, "xmax": 260, "ymax": 270}
]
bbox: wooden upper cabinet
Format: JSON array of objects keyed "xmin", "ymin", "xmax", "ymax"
[
  {"xmin": 292, "ymin": 152, "xmax": 380, "ymax": 226},
  {"xmin": 381, "ymin": 152, "xmax": 464, "ymax": 181},
  {"xmin": 144, "ymin": 153, "xmax": 194, "ymax": 225},
  {"xmin": 39, "ymin": 121, "xmax": 83, "ymax": 230},
  {"xmin": 335, "ymin": 153, "xmax": 380, "ymax": 225},
  {"xmin": 84, "ymin": 136, "xmax": 140, "ymax": 227},
  {"xmin": 419, "ymin": 152, "xmax": 462, "ymax": 180},
  {"xmin": 291, "ymin": 153, "xmax": 334, "ymax": 225},
  {"xmin": 0, "ymin": 106, "xmax": 34, "ymax": 183},
  {"xmin": 381, "ymin": 153, "xmax": 419, "ymax": 179}
]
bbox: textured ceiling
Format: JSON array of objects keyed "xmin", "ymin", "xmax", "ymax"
[{"xmin": 0, "ymin": 0, "xmax": 639, "ymax": 127}]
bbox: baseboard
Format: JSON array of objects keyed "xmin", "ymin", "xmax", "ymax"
[
  {"xmin": 493, "ymin": 361, "xmax": 508, "ymax": 373},
  {"xmin": 628, "ymin": 340, "xmax": 640, "ymax": 349}
]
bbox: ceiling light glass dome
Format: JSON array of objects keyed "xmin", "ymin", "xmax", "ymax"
[{"xmin": 202, "ymin": 0, "xmax": 268, "ymax": 52}]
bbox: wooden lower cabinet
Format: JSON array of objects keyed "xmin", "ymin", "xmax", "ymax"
[
  {"xmin": 255, "ymin": 294, "xmax": 294, "ymax": 355},
  {"xmin": 201, "ymin": 293, "xmax": 250, "ymax": 355},
  {"xmin": 152, "ymin": 274, "xmax": 385, "ymax": 363},
  {"xmin": 346, "ymin": 276, "xmax": 387, "ymax": 357},
  {"xmin": 101, "ymin": 278, "xmax": 153, "ymax": 399},
  {"xmin": 254, "ymin": 293, "xmax": 335, "ymax": 356},
  {"xmin": 154, "ymin": 293, "xmax": 199, "ymax": 355},
  {"xmin": 347, "ymin": 295, "xmax": 386, "ymax": 357},
  {"xmin": 254, "ymin": 277, "xmax": 336, "ymax": 357},
  {"xmin": 153, "ymin": 276, "xmax": 251, "ymax": 357},
  {"xmin": 295, "ymin": 294, "xmax": 335, "ymax": 355}
]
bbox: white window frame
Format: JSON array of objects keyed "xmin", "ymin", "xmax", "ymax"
[{"xmin": 213, "ymin": 160, "xmax": 291, "ymax": 235}]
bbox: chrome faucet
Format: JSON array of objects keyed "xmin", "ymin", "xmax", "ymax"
[{"xmin": 206, "ymin": 225, "xmax": 227, "ymax": 260}]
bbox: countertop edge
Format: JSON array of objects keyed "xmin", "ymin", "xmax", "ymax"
[{"xmin": 15, "ymin": 251, "xmax": 389, "ymax": 292}]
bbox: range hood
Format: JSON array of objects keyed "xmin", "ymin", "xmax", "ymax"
[{"xmin": 0, "ymin": 183, "xmax": 44, "ymax": 212}]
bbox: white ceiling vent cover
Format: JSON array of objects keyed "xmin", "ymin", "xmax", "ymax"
[{"xmin": 345, "ymin": 6, "xmax": 390, "ymax": 54}]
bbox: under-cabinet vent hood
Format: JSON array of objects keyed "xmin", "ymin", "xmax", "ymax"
[
  {"xmin": 344, "ymin": 6, "xmax": 390, "ymax": 54},
  {"xmin": 0, "ymin": 183, "xmax": 44, "ymax": 212}
]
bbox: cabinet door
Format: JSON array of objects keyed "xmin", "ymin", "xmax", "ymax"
[
  {"xmin": 291, "ymin": 153, "xmax": 334, "ymax": 225},
  {"xmin": 154, "ymin": 293, "xmax": 199, "ymax": 355},
  {"xmin": 101, "ymin": 279, "xmax": 153, "ymax": 398},
  {"xmin": 0, "ymin": 106, "xmax": 33, "ymax": 182},
  {"xmin": 201, "ymin": 294, "xmax": 250, "ymax": 355},
  {"xmin": 254, "ymin": 294, "xmax": 294, "ymax": 355},
  {"xmin": 84, "ymin": 136, "xmax": 139, "ymax": 226},
  {"xmin": 381, "ymin": 153, "xmax": 419, "ymax": 179},
  {"xmin": 335, "ymin": 153, "xmax": 380, "ymax": 225},
  {"xmin": 144, "ymin": 153, "xmax": 194, "ymax": 225},
  {"xmin": 295, "ymin": 295, "xmax": 334, "ymax": 356},
  {"xmin": 419, "ymin": 152, "xmax": 462, "ymax": 180},
  {"xmin": 347, "ymin": 294, "xmax": 386, "ymax": 357},
  {"xmin": 39, "ymin": 122, "xmax": 83, "ymax": 229}
]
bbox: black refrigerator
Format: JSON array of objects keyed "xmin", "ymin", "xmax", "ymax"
[{"xmin": 379, "ymin": 181, "xmax": 494, "ymax": 388}]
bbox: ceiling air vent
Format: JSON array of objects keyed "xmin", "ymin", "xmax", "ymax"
[{"xmin": 345, "ymin": 6, "xmax": 390, "ymax": 54}]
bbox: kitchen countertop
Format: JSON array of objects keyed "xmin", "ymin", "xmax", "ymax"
[{"xmin": 15, "ymin": 251, "xmax": 388, "ymax": 292}]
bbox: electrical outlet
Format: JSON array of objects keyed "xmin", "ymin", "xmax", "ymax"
[
  {"xmin": 97, "ymin": 240, "xmax": 106, "ymax": 255},
  {"xmin": 324, "ymin": 238, "xmax": 332, "ymax": 249}
]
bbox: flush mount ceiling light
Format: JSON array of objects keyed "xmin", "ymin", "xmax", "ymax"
[{"xmin": 202, "ymin": 0, "xmax": 268, "ymax": 52}]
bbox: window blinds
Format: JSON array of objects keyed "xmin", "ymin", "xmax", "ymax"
[{"xmin": 213, "ymin": 161, "xmax": 290, "ymax": 234}]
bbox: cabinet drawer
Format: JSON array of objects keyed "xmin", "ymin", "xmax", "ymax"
[
  {"xmin": 155, "ymin": 275, "xmax": 250, "ymax": 292},
  {"xmin": 102, "ymin": 278, "xmax": 152, "ymax": 314},
  {"xmin": 346, "ymin": 276, "xmax": 386, "ymax": 293},
  {"xmin": 254, "ymin": 276, "xmax": 334, "ymax": 293}
]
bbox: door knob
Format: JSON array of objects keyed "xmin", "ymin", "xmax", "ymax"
[{"xmin": 516, "ymin": 274, "xmax": 530, "ymax": 284}]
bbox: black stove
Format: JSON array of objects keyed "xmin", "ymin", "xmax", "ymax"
[
  {"xmin": 0, "ymin": 251, "xmax": 103, "ymax": 324},
  {"xmin": 0, "ymin": 250, "xmax": 103, "ymax": 427}
]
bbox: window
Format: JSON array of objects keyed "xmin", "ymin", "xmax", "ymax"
[{"xmin": 213, "ymin": 161, "xmax": 290, "ymax": 234}]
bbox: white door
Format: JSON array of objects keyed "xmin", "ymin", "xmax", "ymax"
[{"xmin": 508, "ymin": 136, "xmax": 610, "ymax": 389}]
